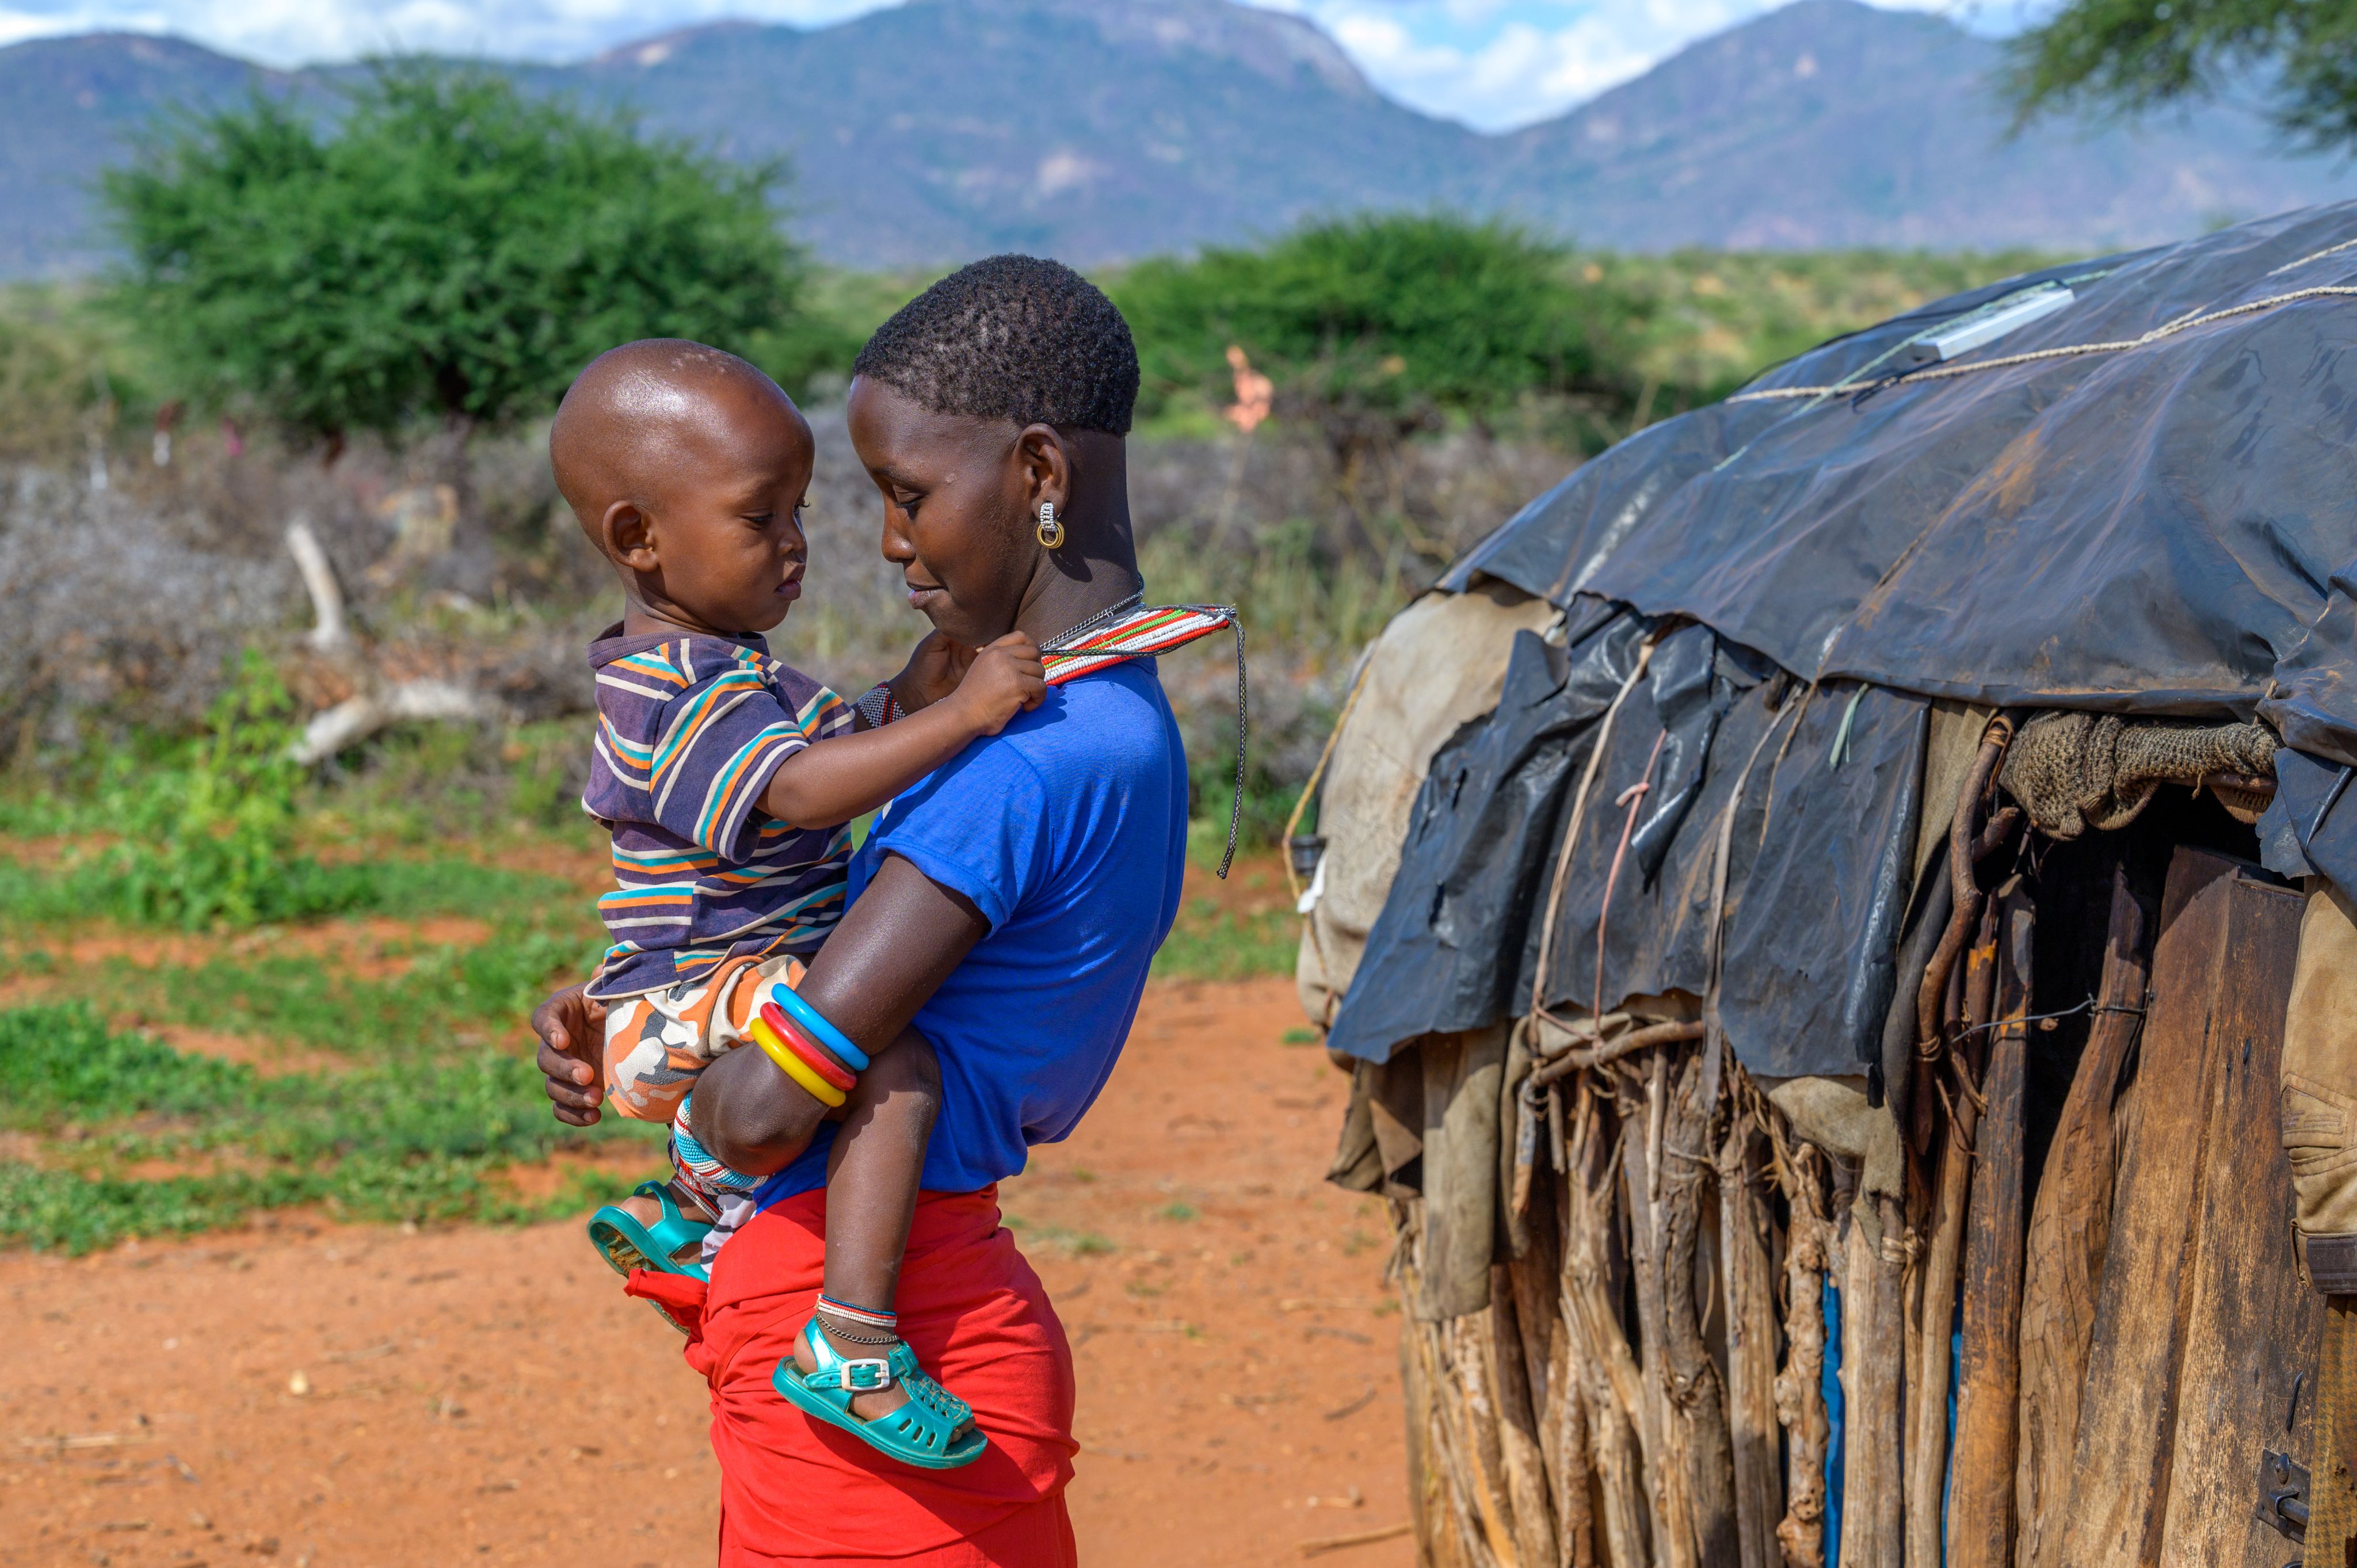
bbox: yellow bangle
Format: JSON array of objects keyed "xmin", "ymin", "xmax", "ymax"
[{"xmin": 749, "ymin": 1014, "xmax": 848, "ymax": 1108}]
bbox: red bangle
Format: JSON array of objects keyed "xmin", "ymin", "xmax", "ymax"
[{"xmin": 761, "ymin": 1000, "xmax": 857, "ymax": 1093}]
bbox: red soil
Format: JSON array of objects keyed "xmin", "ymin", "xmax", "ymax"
[{"xmin": 0, "ymin": 976, "xmax": 1414, "ymax": 1568}]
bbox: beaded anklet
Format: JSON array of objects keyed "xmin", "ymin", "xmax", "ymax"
[
  {"xmin": 817, "ymin": 1293, "xmax": 897, "ymax": 1329},
  {"xmin": 815, "ymin": 1294, "xmax": 901, "ymax": 1345}
]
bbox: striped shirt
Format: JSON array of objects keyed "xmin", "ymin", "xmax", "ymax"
[{"xmin": 581, "ymin": 624, "xmax": 854, "ymax": 1001}]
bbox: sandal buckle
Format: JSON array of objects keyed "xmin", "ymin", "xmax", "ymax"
[{"xmin": 837, "ymin": 1357, "xmax": 895, "ymax": 1392}]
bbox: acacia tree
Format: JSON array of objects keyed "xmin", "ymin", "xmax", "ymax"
[
  {"xmin": 2006, "ymin": 0, "xmax": 2357, "ymax": 148},
  {"xmin": 103, "ymin": 64, "xmax": 806, "ymax": 584}
]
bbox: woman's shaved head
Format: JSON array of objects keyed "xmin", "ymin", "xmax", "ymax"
[{"xmin": 550, "ymin": 339, "xmax": 806, "ymax": 543}]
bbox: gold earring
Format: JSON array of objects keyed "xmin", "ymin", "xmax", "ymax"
[{"xmin": 1036, "ymin": 501, "xmax": 1065, "ymax": 550}]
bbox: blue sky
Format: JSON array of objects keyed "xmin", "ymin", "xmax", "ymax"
[{"xmin": 0, "ymin": 0, "xmax": 2013, "ymax": 131}]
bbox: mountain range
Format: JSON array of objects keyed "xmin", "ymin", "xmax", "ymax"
[{"xmin": 2, "ymin": 0, "xmax": 2350, "ymax": 278}]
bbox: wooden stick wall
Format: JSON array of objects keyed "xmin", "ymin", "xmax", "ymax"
[{"xmin": 1387, "ymin": 844, "xmax": 2325, "ymax": 1568}]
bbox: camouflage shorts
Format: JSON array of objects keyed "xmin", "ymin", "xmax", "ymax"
[{"xmin": 599, "ymin": 951, "xmax": 808, "ymax": 1124}]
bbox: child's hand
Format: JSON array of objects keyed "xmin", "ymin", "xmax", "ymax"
[
  {"xmin": 947, "ymin": 632, "xmax": 1046, "ymax": 735},
  {"xmin": 891, "ymin": 631, "xmax": 975, "ymax": 713}
]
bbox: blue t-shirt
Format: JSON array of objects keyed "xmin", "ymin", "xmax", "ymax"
[{"xmin": 754, "ymin": 659, "xmax": 1188, "ymax": 1201}]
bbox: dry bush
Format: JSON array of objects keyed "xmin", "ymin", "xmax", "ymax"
[
  {"xmin": 6, "ymin": 405, "xmax": 1582, "ymax": 821},
  {"xmin": 0, "ymin": 466, "xmax": 298, "ymax": 752}
]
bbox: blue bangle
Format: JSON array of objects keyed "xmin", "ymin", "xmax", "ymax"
[{"xmin": 768, "ymin": 983, "xmax": 870, "ymax": 1072}]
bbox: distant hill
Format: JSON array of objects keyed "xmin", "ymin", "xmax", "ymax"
[
  {"xmin": 1482, "ymin": 0, "xmax": 2352, "ymax": 251},
  {"xmin": 0, "ymin": 0, "xmax": 2348, "ymax": 278},
  {"xmin": 0, "ymin": 32, "xmax": 285, "ymax": 277},
  {"xmin": 565, "ymin": 0, "xmax": 1481, "ymax": 266}
]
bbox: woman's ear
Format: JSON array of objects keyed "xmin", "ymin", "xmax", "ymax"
[
  {"xmin": 602, "ymin": 500, "xmax": 659, "ymax": 572},
  {"xmin": 1014, "ymin": 424, "xmax": 1071, "ymax": 516}
]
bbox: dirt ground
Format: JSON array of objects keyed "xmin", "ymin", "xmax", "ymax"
[{"xmin": 0, "ymin": 975, "xmax": 1416, "ymax": 1568}]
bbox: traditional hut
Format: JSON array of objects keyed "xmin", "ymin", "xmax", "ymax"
[{"xmin": 1292, "ymin": 201, "xmax": 2357, "ymax": 1568}]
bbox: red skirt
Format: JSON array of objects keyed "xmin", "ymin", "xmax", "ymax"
[{"xmin": 627, "ymin": 1185, "xmax": 1079, "ymax": 1566}]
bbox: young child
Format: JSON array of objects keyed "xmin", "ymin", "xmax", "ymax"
[{"xmin": 552, "ymin": 338, "xmax": 1036, "ymax": 1467}]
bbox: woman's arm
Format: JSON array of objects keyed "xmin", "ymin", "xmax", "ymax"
[{"xmin": 687, "ymin": 852, "xmax": 991, "ymax": 1173}]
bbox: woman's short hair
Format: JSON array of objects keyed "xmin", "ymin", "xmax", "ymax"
[{"xmin": 853, "ymin": 254, "xmax": 1139, "ymax": 436}]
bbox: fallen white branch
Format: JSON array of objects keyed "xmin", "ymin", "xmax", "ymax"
[
  {"xmin": 281, "ymin": 520, "xmax": 511, "ymax": 764},
  {"xmin": 284, "ymin": 517, "xmax": 349, "ymax": 655},
  {"xmin": 291, "ymin": 680, "xmax": 507, "ymax": 766}
]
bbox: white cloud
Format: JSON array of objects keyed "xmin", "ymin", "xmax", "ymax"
[
  {"xmin": 1254, "ymin": 0, "xmax": 2003, "ymax": 130},
  {"xmin": 0, "ymin": 0, "xmax": 902, "ymax": 67},
  {"xmin": 0, "ymin": 0, "xmax": 2007, "ymax": 127}
]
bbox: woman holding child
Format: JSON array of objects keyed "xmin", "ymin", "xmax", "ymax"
[{"xmin": 531, "ymin": 257, "xmax": 1211, "ymax": 1565}]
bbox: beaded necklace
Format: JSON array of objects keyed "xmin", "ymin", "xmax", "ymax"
[
  {"xmin": 856, "ymin": 596, "xmax": 1248, "ymax": 877},
  {"xmin": 1042, "ymin": 599, "xmax": 1246, "ymax": 878}
]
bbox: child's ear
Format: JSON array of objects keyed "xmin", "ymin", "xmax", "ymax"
[{"xmin": 603, "ymin": 501, "xmax": 659, "ymax": 572}]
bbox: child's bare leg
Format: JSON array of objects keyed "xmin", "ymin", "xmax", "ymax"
[{"xmin": 791, "ymin": 1028, "xmax": 940, "ymax": 1421}]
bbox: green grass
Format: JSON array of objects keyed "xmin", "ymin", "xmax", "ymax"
[
  {"xmin": 1000, "ymin": 1215, "xmax": 1118, "ymax": 1256},
  {"xmin": 1153, "ymin": 896, "xmax": 1296, "ymax": 982},
  {"xmin": 0, "ymin": 827, "xmax": 630, "ymax": 1254},
  {"xmin": 0, "ymin": 849, "xmax": 564, "ymax": 930},
  {"xmin": 110, "ymin": 926, "xmax": 594, "ymax": 1054},
  {"xmin": 0, "ymin": 1002, "xmax": 660, "ymax": 1253},
  {"xmin": 0, "ymin": 845, "xmax": 597, "ymax": 1056}
]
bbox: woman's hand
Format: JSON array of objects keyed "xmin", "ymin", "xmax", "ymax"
[
  {"xmin": 888, "ymin": 631, "xmax": 977, "ymax": 714},
  {"xmin": 533, "ymin": 984, "xmax": 608, "ymax": 1126}
]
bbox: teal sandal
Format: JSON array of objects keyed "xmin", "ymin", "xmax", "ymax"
[
  {"xmin": 772, "ymin": 1323, "xmax": 988, "ymax": 1470},
  {"xmin": 587, "ymin": 1181, "xmax": 712, "ymax": 1283}
]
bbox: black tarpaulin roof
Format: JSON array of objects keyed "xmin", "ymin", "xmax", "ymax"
[{"xmin": 1329, "ymin": 202, "xmax": 2357, "ymax": 1074}]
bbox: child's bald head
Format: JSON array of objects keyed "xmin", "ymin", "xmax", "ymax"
[
  {"xmin": 552, "ymin": 340, "xmax": 816, "ymax": 635},
  {"xmin": 551, "ymin": 340, "xmax": 808, "ymax": 540}
]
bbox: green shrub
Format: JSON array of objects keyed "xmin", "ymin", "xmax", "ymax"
[
  {"xmin": 1116, "ymin": 212, "xmax": 1637, "ymax": 432},
  {"xmin": 78, "ymin": 652, "xmax": 373, "ymax": 929}
]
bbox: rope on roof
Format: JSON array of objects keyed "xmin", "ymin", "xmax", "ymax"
[
  {"xmin": 2269, "ymin": 235, "xmax": 2357, "ymax": 276},
  {"xmin": 1729, "ymin": 284, "xmax": 2357, "ymax": 405}
]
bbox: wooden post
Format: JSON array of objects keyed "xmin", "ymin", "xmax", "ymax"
[
  {"xmin": 1905, "ymin": 897, "xmax": 2000, "ymax": 1568},
  {"xmin": 1774, "ymin": 1142, "xmax": 1832, "ymax": 1568},
  {"xmin": 1722, "ymin": 1112, "xmax": 1784, "ymax": 1568},
  {"xmin": 1552, "ymin": 1358, "xmax": 1595, "ymax": 1568},
  {"xmin": 1489, "ymin": 1269, "xmax": 1560, "ymax": 1568},
  {"xmin": 1454, "ymin": 1311, "xmax": 1525, "ymax": 1566},
  {"xmin": 1841, "ymin": 1193, "xmax": 1906, "ymax": 1568},
  {"xmin": 1507, "ymin": 1214, "xmax": 1587, "ymax": 1568},
  {"xmin": 1661, "ymin": 1050, "xmax": 1740, "ymax": 1567},
  {"xmin": 1948, "ymin": 888, "xmax": 2034, "ymax": 1568},
  {"xmin": 2154, "ymin": 868, "xmax": 2320, "ymax": 1563},
  {"xmin": 1621, "ymin": 1056, "xmax": 1698, "ymax": 1568},
  {"xmin": 1562, "ymin": 1085, "xmax": 1649, "ymax": 1568},
  {"xmin": 2058, "ymin": 848, "xmax": 2241, "ymax": 1568},
  {"xmin": 1397, "ymin": 1203, "xmax": 1494, "ymax": 1568},
  {"xmin": 2013, "ymin": 861, "xmax": 2150, "ymax": 1568},
  {"xmin": 1876, "ymin": 1193, "xmax": 1909, "ymax": 1567}
]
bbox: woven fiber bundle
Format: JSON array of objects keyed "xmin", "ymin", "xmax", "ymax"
[{"xmin": 1997, "ymin": 711, "xmax": 2277, "ymax": 838}]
